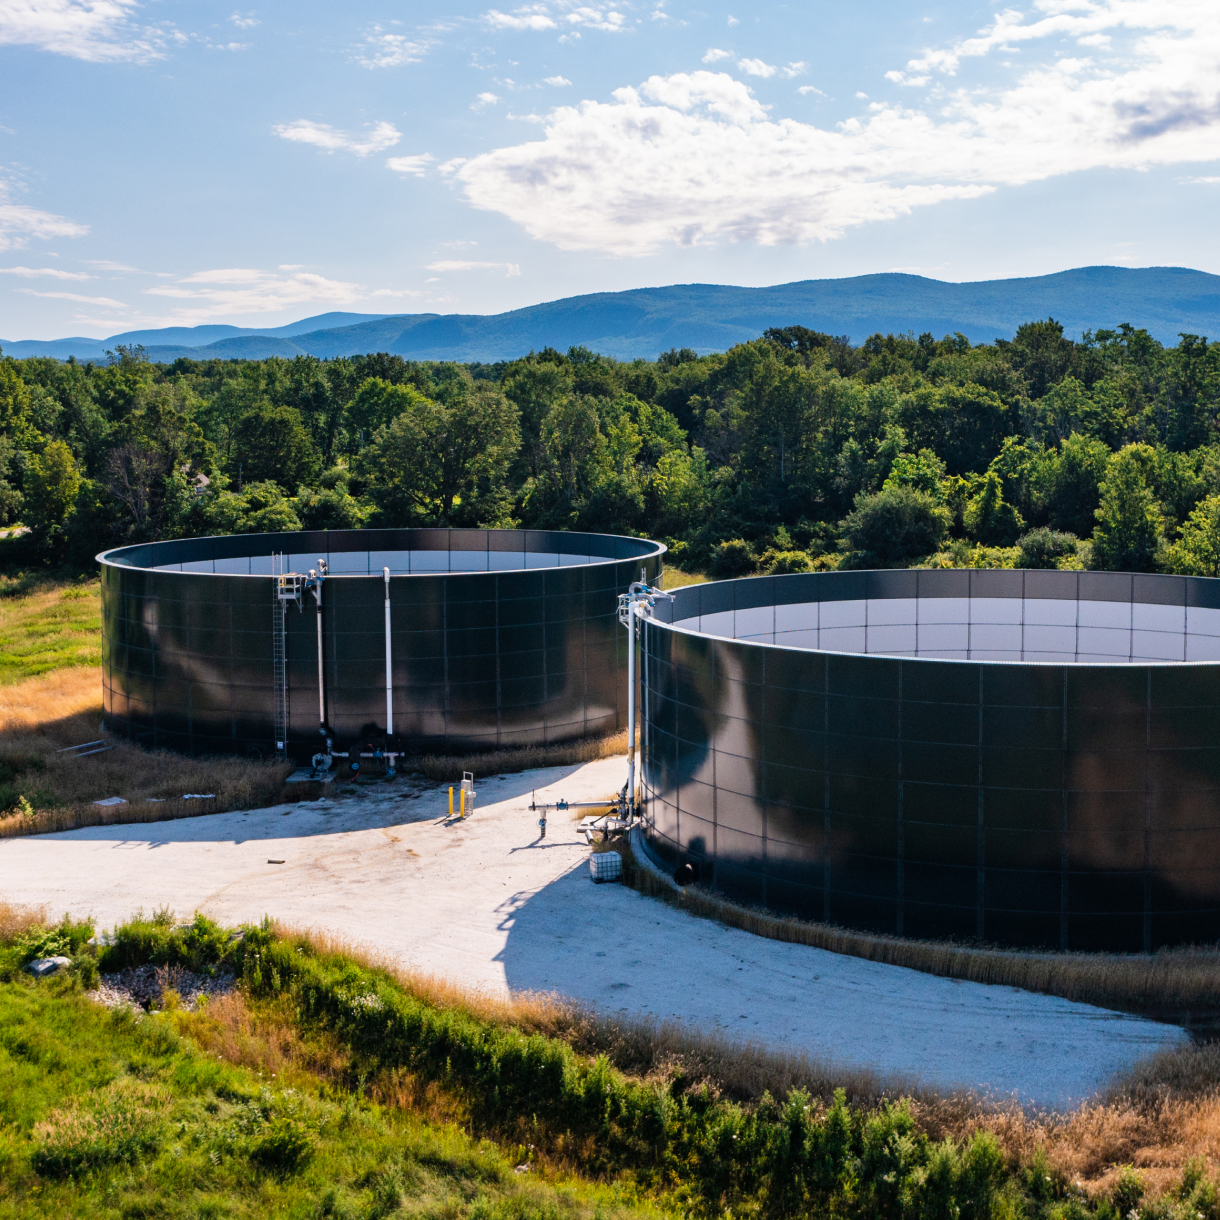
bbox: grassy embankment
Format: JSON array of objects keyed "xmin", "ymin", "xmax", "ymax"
[
  {"xmin": 4, "ymin": 904, "xmax": 1220, "ymax": 1220},
  {"xmin": 0, "ymin": 905, "xmax": 667, "ymax": 1220}
]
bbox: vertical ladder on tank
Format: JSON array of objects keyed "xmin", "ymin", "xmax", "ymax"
[{"xmin": 272, "ymin": 554, "xmax": 302, "ymax": 761}]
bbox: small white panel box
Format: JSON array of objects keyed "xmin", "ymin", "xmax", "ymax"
[{"xmin": 589, "ymin": 851, "xmax": 623, "ymax": 883}]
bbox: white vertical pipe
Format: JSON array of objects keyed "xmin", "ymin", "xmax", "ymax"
[
  {"xmin": 626, "ymin": 599, "xmax": 636, "ymax": 809},
  {"xmin": 384, "ymin": 566, "xmax": 393, "ymax": 736},
  {"xmin": 315, "ymin": 590, "xmax": 324, "ymax": 729}
]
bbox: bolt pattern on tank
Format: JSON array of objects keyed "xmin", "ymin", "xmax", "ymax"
[{"xmin": 640, "ymin": 568, "xmax": 1220, "ymax": 953}]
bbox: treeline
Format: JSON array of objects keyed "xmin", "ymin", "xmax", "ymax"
[{"xmin": 2, "ymin": 319, "xmax": 1220, "ymax": 576}]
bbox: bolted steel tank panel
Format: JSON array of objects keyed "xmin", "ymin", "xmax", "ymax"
[
  {"xmin": 640, "ymin": 568, "xmax": 1220, "ymax": 952},
  {"xmin": 99, "ymin": 527, "xmax": 664, "ymax": 759}
]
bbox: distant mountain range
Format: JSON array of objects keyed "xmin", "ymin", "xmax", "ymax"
[{"xmin": 4, "ymin": 266, "xmax": 1218, "ymax": 364}]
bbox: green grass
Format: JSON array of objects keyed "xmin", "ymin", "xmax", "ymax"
[
  {"xmin": 6, "ymin": 911, "xmax": 1220, "ymax": 1220},
  {"xmin": 0, "ymin": 578, "xmax": 101, "ymax": 685},
  {"xmin": 658, "ymin": 567, "xmax": 707, "ymax": 590},
  {"xmin": 0, "ymin": 975, "xmax": 665, "ymax": 1220}
]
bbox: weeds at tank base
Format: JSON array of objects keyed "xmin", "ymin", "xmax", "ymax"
[
  {"xmin": 617, "ymin": 834, "xmax": 1220, "ymax": 1033},
  {"xmin": 5, "ymin": 902, "xmax": 1220, "ymax": 1218}
]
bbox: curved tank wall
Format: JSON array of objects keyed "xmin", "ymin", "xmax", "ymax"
[
  {"xmin": 640, "ymin": 568, "xmax": 1220, "ymax": 952},
  {"xmin": 99, "ymin": 528, "xmax": 663, "ymax": 759}
]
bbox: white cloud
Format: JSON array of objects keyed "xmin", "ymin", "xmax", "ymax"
[
  {"xmin": 736, "ymin": 57, "xmax": 775, "ymax": 78},
  {"xmin": 83, "ymin": 259, "xmax": 144, "ymax": 271},
  {"xmin": 726, "ymin": 15, "xmax": 738, "ymax": 26},
  {"xmin": 427, "ymin": 260, "xmax": 521, "ymax": 276},
  {"xmin": 0, "ymin": 0, "xmax": 165, "ymax": 62},
  {"xmin": 386, "ymin": 153, "xmax": 435, "ymax": 176},
  {"xmin": 702, "ymin": 47, "xmax": 731, "ymax": 63},
  {"xmin": 1183, "ymin": 175, "xmax": 1220, "ymax": 183},
  {"xmin": 485, "ymin": 8, "xmax": 556, "ymax": 30},
  {"xmin": 357, "ymin": 28, "xmax": 428, "ymax": 68},
  {"xmin": 484, "ymin": 4, "xmax": 627, "ymax": 33},
  {"xmin": 797, "ymin": 85, "xmax": 825, "ymax": 96},
  {"xmin": 0, "ymin": 265, "xmax": 91, "ymax": 279},
  {"xmin": 144, "ymin": 268, "xmax": 363, "ymax": 318},
  {"xmin": 561, "ymin": 7, "xmax": 625, "ymax": 32},
  {"xmin": 783, "ymin": 61, "xmax": 806, "ymax": 78},
  {"xmin": 450, "ymin": 2, "xmax": 1220, "ymax": 259},
  {"xmin": 272, "ymin": 119, "xmax": 401, "ymax": 157},
  {"xmin": 229, "ymin": 10, "xmax": 257, "ymax": 28},
  {"xmin": 17, "ymin": 289, "xmax": 126, "ymax": 306},
  {"xmin": 0, "ymin": 182, "xmax": 89, "ymax": 252},
  {"xmin": 543, "ymin": 74, "xmax": 571, "ymax": 85},
  {"xmin": 472, "ymin": 92, "xmax": 500, "ymax": 109}
]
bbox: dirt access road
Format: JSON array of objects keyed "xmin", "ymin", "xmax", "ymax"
[{"xmin": 0, "ymin": 756, "xmax": 1183, "ymax": 1107}]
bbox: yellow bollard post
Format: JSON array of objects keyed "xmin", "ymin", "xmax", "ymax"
[
  {"xmin": 460, "ymin": 789, "xmax": 467, "ymax": 818},
  {"xmin": 449, "ymin": 786, "xmax": 454, "ymax": 818}
]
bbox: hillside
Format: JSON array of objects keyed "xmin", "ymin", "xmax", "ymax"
[{"xmin": 3, "ymin": 266, "xmax": 1218, "ymax": 363}]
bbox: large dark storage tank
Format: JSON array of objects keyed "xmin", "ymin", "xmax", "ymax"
[
  {"xmin": 641, "ymin": 568, "xmax": 1220, "ymax": 952},
  {"xmin": 99, "ymin": 528, "xmax": 663, "ymax": 759}
]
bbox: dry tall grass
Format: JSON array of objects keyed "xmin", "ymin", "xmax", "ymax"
[
  {"xmin": 407, "ymin": 730, "xmax": 628, "ymax": 782},
  {"xmin": 0, "ymin": 899, "xmax": 48, "ymax": 942},
  {"xmin": 0, "ymin": 668, "xmax": 292, "ymax": 839},
  {"xmin": 0, "ymin": 665, "xmax": 102, "ymax": 727},
  {"xmin": 622, "ymin": 833, "xmax": 1220, "ymax": 1026}
]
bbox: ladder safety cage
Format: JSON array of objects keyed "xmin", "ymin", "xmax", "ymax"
[{"xmin": 271, "ymin": 556, "xmax": 305, "ymax": 760}]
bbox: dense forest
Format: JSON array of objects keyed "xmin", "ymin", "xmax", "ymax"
[{"xmin": 2, "ymin": 317, "xmax": 1220, "ymax": 577}]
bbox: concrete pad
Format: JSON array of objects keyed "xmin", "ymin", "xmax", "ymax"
[{"xmin": 0, "ymin": 757, "xmax": 1185, "ymax": 1108}]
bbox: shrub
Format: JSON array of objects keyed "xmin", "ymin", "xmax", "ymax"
[
  {"xmin": 1112, "ymin": 1165, "xmax": 1146, "ymax": 1217},
  {"xmin": 98, "ymin": 909, "xmax": 232, "ymax": 974},
  {"xmin": 760, "ymin": 549, "xmax": 813, "ymax": 575},
  {"xmin": 1015, "ymin": 528, "xmax": 1081, "ymax": 569},
  {"xmin": 249, "ymin": 1116, "xmax": 313, "ymax": 1174},
  {"xmin": 839, "ymin": 487, "xmax": 950, "ymax": 568},
  {"xmin": 709, "ymin": 538, "xmax": 757, "ymax": 579}
]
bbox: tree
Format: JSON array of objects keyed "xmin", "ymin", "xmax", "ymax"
[
  {"xmin": 0, "ymin": 436, "xmax": 23, "ymax": 526},
  {"xmin": 24, "ymin": 440, "xmax": 81, "ymax": 531},
  {"xmin": 293, "ymin": 486, "xmax": 368, "ymax": 531},
  {"xmin": 1091, "ymin": 444, "xmax": 1163, "ymax": 571},
  {"xmin": 1003, "ymin": 317, "xmax": 1077, "ymax": 399},
  {"xmin": 839, "ymin": 486, "xmax": 950, "ymax": 568},
  {"xmin": 230, "ymin": 403, "xmax": 321, "ymax": 490},
  {"xmin": 0, "ymin": 359, "xmax": 34, "ymax": 446},
  {"xmin": 891, "ymin": 383, "xmax": 1009, "ymax": 475},
  {"xmin": 964, "ymin": 471, "xmax": 1023, "ymax": 545},
  {"xmin": 357, "ymin": 386, "xmax": 520, "ymax": 526},
  {"xmin": 1167, "ymin": 495, "xmax": 1220, "ymax": 576},
  {"xmin": 882, "ymin": 448, "xmax": 946, "ymax": 499},
  {"xmin": 345, "ymin": 378, "xmax": 430, "ymax": 449},
  {"xmin": 1034, "ymin": 433, "xmax": 1111, "ymax": 538}
]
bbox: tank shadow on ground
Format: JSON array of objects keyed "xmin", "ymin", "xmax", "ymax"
[
  {"xmin": 32, "ymin": 764, "xmax": 592, "ymax": 845},
  {"xmin": 494, "ymin": 861, "xmax": 1188, "ymax": 1109}
]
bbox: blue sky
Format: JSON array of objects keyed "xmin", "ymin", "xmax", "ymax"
[{"xmin": 1, "ymin": 0, "xmax": 1219, "ymax": 340}]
